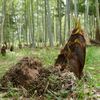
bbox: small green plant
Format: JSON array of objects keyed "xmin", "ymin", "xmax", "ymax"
[{"xmin": 3, "ymin": 82, "xmax": 21, "ymax": 98}]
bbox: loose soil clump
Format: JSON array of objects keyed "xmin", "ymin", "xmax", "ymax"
[
  {"xmin": 0, "ymin": 57, "xmax": 76, "ymax": 97},
  {"xmin": 0, "ymin": 57, "xmax": 42, "ymax": 88}
]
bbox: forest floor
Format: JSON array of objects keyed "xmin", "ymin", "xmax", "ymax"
[{"xmin": 0, "ymin": 46, "xmax": 100, "ymax": 99}]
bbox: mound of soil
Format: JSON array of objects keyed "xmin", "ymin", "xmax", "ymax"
[
  {"xmin": 0, "ymin": 57, "xmax": 42, "ymax": 88},
  {"xmin": 0, "ymin": 57, "xmax": 77, "ymax": 97}
]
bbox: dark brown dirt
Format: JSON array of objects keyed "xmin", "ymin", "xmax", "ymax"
[
  {"xmin": 0, "ymin": 57, "xmax": 97, "ymax": 100},
  {"xmin": 0, "ymin": 57, "xmax": 42, "ymax": 88},
  {"xmin": 0, "ymin": 57, "xmax": 77, "ymax": 97}
]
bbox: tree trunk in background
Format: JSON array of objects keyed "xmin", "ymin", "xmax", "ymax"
[
  {"xmin": 74, "ymin": 0, "xmax": 78, "ymax": 17},
  {"xmin": 11, "ymin": 1, "xmax": 15, "ymax": 46},
  {"xmin": 30, "ymin": 0, "xmax": 35, "ymax": 48},
  {"xmin": 18, "ymin": 21, "xmax": 21, "ymax": 45},
  {"xmin": 2, "ymin": 0, "xmax": 6, "ymax": 43},
  {"xmin": 44, "ymin": 0, "xmax": 48, "ymax": 46},
  {"xmin": 55, "ymin": 17, "xmax": 59, "ymax": 44},
  {"xmin": 93, "ymin": 15, "xmax": 96, "ymax": 39},
  {"xmin": 52, "ymin": 9, "xmax": 55, "ymax": 42},
  {"xmin": 63, "ymin": 0, "xmax": 67, "ymax": 43},
  {"xmin": 0, "ymin": 0, "xmax": 6, "ymax": 46},
  {"xmin": 36, "ymin": 0, "xmax": 39, "ymax": 47},
  {"xmin": 89, "ymin": 15, "xmax": 95, "ymax": 39},
  {"xmin": 95, "ymin": 0, "xmax": 100, "ymax": 41},
  {"xmin": 59, "ymin": 0, "xmax": 62, "ymax": 45},
  {"xmin": 27, "ymin": 0, "xmax": 32, "ymax": 45},
  {"xmin": 41, "ymin": 5, "xmax": 45, "ymax": 47},
  {"xmin": 46, "ymin": 0, "xmax": 53, "ymax": 46},
  {"xmin": 37, "ymin": 0, "xmax": 39, "ymax": 31},
  {"xmin": 29, "ymin": 0, "xmax": 32, "ymax": 46},
  {"xmin": 84, "ymin": 0, "xmax": 89, "ymax": 34},
  {"xmin": 89, "ymin": 16, "xmax": 93, "ymax": 38},
  {"xmin": 66, "ymin": 0, "xmax": 70, "ymax": 38},
  {"xmin": 24, "ymin": 0, "xmax": 28, "ymax": 45},
  {"xmin": 57, "ymin": 0, "xmax": 62, "ymax": 45},
  {"xmin": 84, "ymin": 0, "xmax": 90, "ymax": 44}
]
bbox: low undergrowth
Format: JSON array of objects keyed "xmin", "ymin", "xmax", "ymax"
[{"xmin": 0, "ymin": 46, "xmax": 100, "ymax": 99}]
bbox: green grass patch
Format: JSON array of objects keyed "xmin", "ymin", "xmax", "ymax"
[{"xmin": 0, "ymin": 46, "xmax": 100, "ymax": 99}]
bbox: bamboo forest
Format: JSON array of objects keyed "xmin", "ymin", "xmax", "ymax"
[{"xmin": 0, "ymin": 0, "xmax": 100, "ymax": 99}]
